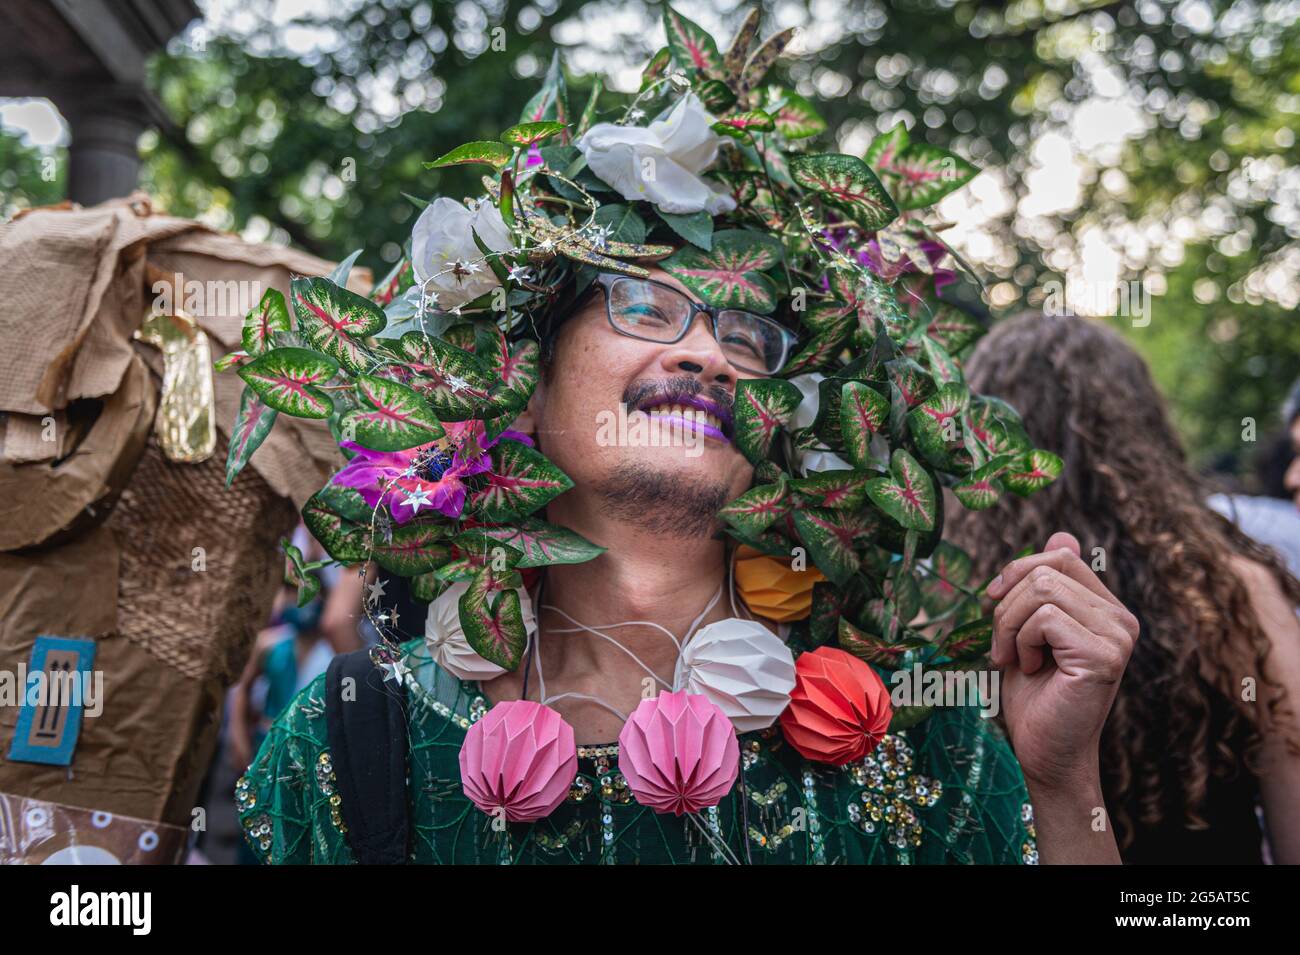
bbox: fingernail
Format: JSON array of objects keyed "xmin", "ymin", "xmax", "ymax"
[{"xmin": 988, "ymin": 574, "xmax": 1003, "ymax": 595}]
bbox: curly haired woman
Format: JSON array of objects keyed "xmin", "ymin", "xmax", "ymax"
[{"xmin": 948, "ymin": 312, "xmax": 1300, "ymax": 864}]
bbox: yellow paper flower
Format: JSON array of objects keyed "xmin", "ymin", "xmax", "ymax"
[{"xmin": 734, "ymin": 546, "xmax": 826, "ymax": 622}]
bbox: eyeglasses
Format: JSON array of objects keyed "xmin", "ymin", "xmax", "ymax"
[{"xmin": 585, "ymin": 272, "xmax": 798, "ymax": 376}]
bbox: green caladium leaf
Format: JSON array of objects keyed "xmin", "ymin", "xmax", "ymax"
[
  {"xmin": 953, "ymin": 459, "xmax": 1006, "ymax": 511},
  {"xmin": 410, "ymin": 572, "xmax": 452, "ymax": 603},
  {"xmin": 241, "ymin": 287, "xmax": 291, "ymax": 356},
  {"xmin": 767, "ymin": 88, "xmax": 825, "ymax": 139},
  {"xmin": 886, "ymin": 144, "xmax": 979, "ymax": 210},
  {"xmin": 1003, "ymin": 449, "xmax": 1063, "ymax": 496},
  {"xmin": 967, "ymin": 395, "xmax": 1032, "ymax": 457},
  {"xmin": 291, "ymin": 276, "xmax": 385, "ymax": 373},
  {"xmin": 476, "ymin": 517, "xmax": 606, "ymax": 568},
  {"xmin": 521, "ymin": 51, "xmax": 570, "ymax": 126},
  {"xmin": 865, "ymin": 122, "xmax": 910, "ymax": 175},
  {"xmin": 341, "ymin": 375, "xmax": 445, "ymax": 451},
  {"xmin": 640, "ymin": 46, "xmax": 671, "ymax": 90},
  {"xmin": 907, "ymin": 382, "xmax": 970, "ymax": 469},
  {"xmin": 302, "ymin": 490, "xmax": 370, "ymax": 563},
  {"xmin": 371, "ymin": 522, "xmax": 453, "ymax": 576},
  {"xmin": 790, "ymin": 154, "xmax": 899, "ymax": 231},
  {"xmin": 213, "ymin": 350, "xmax": 250, "ymax": 372},
  {"xmin": 840, "ymin": 381, "xmax": 890, "ymax": 468},
  {"xmin": 664, "ymin": 6, "xmax": 724, "ymax": 77},
  {"xmin": 783, "ymin": 329, "xmax": 845, "ymax": 375},
  {"xmin": 718, "ymin": 480, "xmax": 790, "ymax": 536},
  {"xmin": 886, "ymin": 566, "xmax": 924, "ymax": 624},
  {"xmin": 472, "ymin": 440, "xmax": 574, "ymax": 521},
  {"xmin": 238, "ymin": 347, "xmax": 338, "ymax": 419},
  {"xmin": 594, "ymin": 204, "xmax": 648, "ymax": 244},
  {"xmin": 501, "ymin": 121, "xmax": 567, "ymax": 147},
  {"xmin": 926, "ymin": 304, "xmax": 984, "ymax": 356},
  {"xmin": 576, "ymin": 79, "xmax": 602, "ymax": 137},
  {"xmin": 792, "ymin": 507, "xmax": 875, "ymax": 586},
  {"xmin": 282, "ymin": 538, "xmax": 321, "ymax": 608},
  {"xmin": 885, "ymin": 357, "xmax": 937, "ymax": 409},
  {"xmin": 696, "ymin": 79, "xmax": 738, "ymax": 113},
  {"xmin": 921, "ymin": 335, "xmax": 963, "ymax": 386},
  {"xmin": 920, "ymin": 541, "xmax": 973, "ymax": 616},
  {"xmin": 225, "ymin": 386, "xmax": 277, "ymax": 486},
  {"xmin": 399, "ymin": 331, "xmax": 495, "ymax": 419},
  {"xmin": 867, "ymin": 448, "xmax": 938, "ymax": 531},
  {"xmin": 314, "ymin": 483, "xmax": 375, "ymax": 524},
  {"xmin": 740, "ymin": 26, "xmax": 795, "ymax": 93},
  {"xmin": 487, "ymin": 338, "xmax": 540, "ymax": 413},
  {"xmin": 789, "ymin": 470, "xmax": 873, "ymax": 511},
  {"xmin": 712, "ymin": 110, "xmax": 774, "ymax": 138},
  {"xmin": 662, "ymin": 229, "xmax": 782, "ymax": 314},
  {"xmin": 658, "ymin": 210, "xmax": 714, "ymax": 250},
  {"xmin": 939, "ymin": 619, "xmax": 993, "ymax": 663},
  {"xmin": 732, "ymin": 377, "xmax": 802, "ymax": 465},
  {"xmin": 425, "ymin": 140, "xmax": 512, "ymax": 170},
  {"xmin": 459, "ymin": 563, "xmax": 529, "ymax": 670},
  {"xmin": 801, "ymin": 298, "xmax": 855, "ymax": 335}
]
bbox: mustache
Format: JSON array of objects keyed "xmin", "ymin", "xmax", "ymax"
[{"xmin": 622, "ymin": 378, "xmax": 735, "ymax": 431}]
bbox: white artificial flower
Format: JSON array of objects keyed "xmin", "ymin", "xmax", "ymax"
[
  {"xmin": 789, "ymin": 371, "xmax": 856, "ymax": 476},
  {"xmin": 410, "ymin": 196, "xmax": 512, "ymax": 310},
  {"xmin": 576, "ymin": 93, "xmax": 737, "ymax": 216},
  {"xmin": 424, "ymin": 578, "xmax": 538, "ymax": 681}
]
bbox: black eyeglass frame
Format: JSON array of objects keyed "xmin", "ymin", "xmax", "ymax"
[{"xmin": 583, "ymin": 271, "xmax": 800, "ymax": 377}]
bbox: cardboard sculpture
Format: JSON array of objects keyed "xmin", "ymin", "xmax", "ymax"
[{"xmin": 0, "ymin": 195, "xmax": 367, "ymax": 863}]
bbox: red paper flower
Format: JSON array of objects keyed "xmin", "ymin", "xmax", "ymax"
[{"xmin": 778, "ymin": 646, "xmax": 893, "ymax": 765}]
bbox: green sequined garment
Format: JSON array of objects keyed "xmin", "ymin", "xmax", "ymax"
[{"xmin": 236, "ymin": 640, "xmax": 1040, "ymax": 864}]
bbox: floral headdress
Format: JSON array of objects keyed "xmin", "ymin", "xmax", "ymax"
[{"xmin": 216, "ymin": 6, "xmax": 1061, "ymax": 727}]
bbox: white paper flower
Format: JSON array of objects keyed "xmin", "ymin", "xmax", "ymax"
[
  {"xmin": 576, "ymin": 93, "xmax": 737, "ymax": 216},
  {"xmin": 424, "ymin": 579, "xmax": 538, "ymax": 681},
  {"xmin": 410, "ymin": 196, "xmax": 512, "ymax": 310},
  {"xmin": 673, "ymin": 617, "xmax": 796, "ymax": 733},
  {"xmin": 788, "ymin": 373, "xmax": 855, "ymax": 476}
]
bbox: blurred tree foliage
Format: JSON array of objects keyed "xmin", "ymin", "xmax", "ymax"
[{"xmin": 1, "ymin": 0, "xmax": 1295, "ymax": 468}]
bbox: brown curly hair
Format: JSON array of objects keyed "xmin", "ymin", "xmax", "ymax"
[{"xmin": 947, "ymin": 312, "xmax": 1300, "ymax": 851}]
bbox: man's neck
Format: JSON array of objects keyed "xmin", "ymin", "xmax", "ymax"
[{"xmin": 539, "ymin": 495, "xmax": 734, "ymax": 682}]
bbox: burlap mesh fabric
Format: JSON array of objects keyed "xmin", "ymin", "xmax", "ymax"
[{"xmin": 106, "ymin": 434, "xmax": 298, "ymax": 684}]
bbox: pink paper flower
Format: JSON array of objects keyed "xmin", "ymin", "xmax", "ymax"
[
  {"xmin": 459, "ymin": 700, "xmax": 578, "ymax": 823},
  {"xmin": 330, "ymin": 420, "xmax": 531, "ymax": 523},
  {"xmin": 617, "ymin": 690, "xmax": 740, "ymax": 816}
]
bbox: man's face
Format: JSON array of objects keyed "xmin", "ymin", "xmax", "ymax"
[
  {"xmin": 528, "ymin": 266, "xmax": 759, "ymax": 537},
  {"xmin": 1285, "ymin": 416, "xmax": 1300, "ymax": 510}
]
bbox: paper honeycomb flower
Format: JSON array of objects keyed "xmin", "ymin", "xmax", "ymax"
[
  {"xmin": 458, "ymin": 700, "xmax": 578, "ymax": 822},
  {"xmin": 673, "ymin": 617, "xmax": 796, "ymax": 732},
  {"xmin": 779, "ymin": 646, "xmax": 893, "ymax": 765},
  {"xmin": 617, "ymin": 690, "xmax": 740, "ymax": 815}
]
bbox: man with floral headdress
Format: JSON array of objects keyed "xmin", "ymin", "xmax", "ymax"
[{"xmin": 233, "ymin": 7, "xmax": 1138, "ymax": 864}]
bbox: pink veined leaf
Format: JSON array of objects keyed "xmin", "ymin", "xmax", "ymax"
[
  {"xmin": 241, "ymin": 287, "xmax": 291, "ymax": 355},
  {"xmin": 238, "ymin": 347, "xmax": 339, "ymax": 419},
  {"xmin": 864, "ymin": 122, "xmax": 911, "ymax": 175},
  {"xmin": 790, "ymin": 154, "xmax": 899, "ymax": 231},
  {"xmin": 718, "ymin": 481, "xmax": 790, "ymax": 535},
  {"xmin": 732, "ymin": 378, "xmax": 802, "ymax": 465},
  {"xmin": 867, "ymin": 449, "xmax": 937, "ymax": 531},
  {"xmin": 476, "ymin": 518, "xmax": 605, "ymax": 567},
  {"xmin": 291, "ymin": 276, "xmax": 385, "ymax": 372},
  {"xmin": 792, "ymin": 507, "xmax": 872, "ymax": 585},
  {"xmin": 472, "ymin": 441, "xmax": 574, "ymax": 522},
  {"xmin": 661, "ymin": 230, "xmax": 783, "ymax": 314},
  {"xmin": 664, "ymin": 6, "xmax": 724, "ymax": 76},
  {"xmin": 840, "ymin": 381, "xmax": 889, "ymax": 468},
  {"xmin": 1003, "ymin": 449, "xmax": 1063, "ymax": 496},
  {"xmin": 342, "ymin": 375, "xmax": 445, "ymax": 451},
  {"xmin": 224, "ymin": 386, "xmax": 277, "ymax": 486}
]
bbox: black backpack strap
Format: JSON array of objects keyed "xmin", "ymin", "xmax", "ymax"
[{"xmin": 325, "ymin": 649, "xmax": 410, "ymax": 864}]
